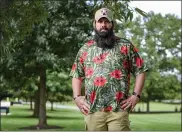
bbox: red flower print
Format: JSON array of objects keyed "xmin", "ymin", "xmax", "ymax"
[
  {"xmin": 80, "ymin": 57, "xmax": 84, "ymax": 64},
  {"xmin": 116, "ymin": 92, "xmax": 124, "ymax": 102},
  {"xmin": 135, "ymin": 57, "xmax": 144, "ymax": 68},
  {"xmin": 134, "ymin": 47, "xmax": 139, "ymax": 52},
  {"xmin": 90, "ymin": 91, "xmax": 96, "ymax": 104},
  {"xmin": 94, "ymin": 76, "xmax": 107, "ymax": 87},
  {"xmin": 79, "ymin": 52, "xmax": 88, "ymax": 64},
  {"xmin": 71, "ymin": 64, "xmax": 76, "ymax": 71},
  {"xmin": 110, "ymin": 70, "xmax": 122, "ymax": 79},
  {"xmin": 123, "ymin": 60, "xmax": 129, "ymax": 69},
  {"xmin": 120, "ymin": 46, "xmax": 128, "ymax": 55},
  {"xmin": 85, "ymin": 67, "xmax": 94, "ymax": 77},
  {"xmin": 105, "ymin": 106, "xmax": 112, "ymax": 111},
  {"xmin": 87, "ymin": 40, "xmax": 94, "ymax": 47},
  {"xmin": 82, "ymin": 52, "xmax": 88, "ymax": 57},
  {"xmin": 93, "ymin": 53, "xmax": 108, "ymax": 64}
]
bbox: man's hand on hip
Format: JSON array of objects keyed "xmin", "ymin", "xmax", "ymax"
[
  {"xmin": 121, "ymin": 95, "xmax": 140, "ymax": 111},
  {"xmin": 74, "ymin": 96, "xmax": 90, "ymax": 115}
]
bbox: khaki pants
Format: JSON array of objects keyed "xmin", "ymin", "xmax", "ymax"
[{"xmin": 84, "ymin": 111, "xmax": 131, "ymax": 131}]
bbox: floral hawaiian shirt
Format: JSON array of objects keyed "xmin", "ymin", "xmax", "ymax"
[{"xmin": 70, "ymin": 38, "xmax": 148, "ymax": 113}]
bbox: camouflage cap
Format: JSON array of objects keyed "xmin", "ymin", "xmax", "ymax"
[{"xmin": 94, "ymin": 8, "xmax": 113, "ymax": 22}]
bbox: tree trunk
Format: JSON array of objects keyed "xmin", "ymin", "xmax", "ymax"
[
  {"xmin": 51, "ymin": 101, "xmax": 54, "ymax": 111},
  {"xmin": 30, "ymin": 96, "xmax": 33, "ymax": 110},
  {"xmin": 37, "ymin": 65, "xmax": 47, "ymax": 128},
  {"xmin": 146, "ymin": 100, "xmax": 150, "ymax": 113},
  {"xmin": 33, "ymin": 89, "xmax": 40, "ymax": 117},
  {"xmin": 146, "ymin": 92, "xmax": 151, "ymax": 113}
]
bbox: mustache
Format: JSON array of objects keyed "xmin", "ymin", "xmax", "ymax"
[{"xmin": 99, "ymin": 27, "xmax": 109, "ymax": 31}]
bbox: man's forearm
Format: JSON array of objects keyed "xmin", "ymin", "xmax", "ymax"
[
  {"xmin": 72, "ymin": 78, "xmax": 82, "ymax": 98},
  {"xmin": 133, "ymin": 72, "xmax": 146, "ymax": 95},
  {"xmin": 72, "ymin": 78, "xmax": 89, "ymax": 115}
]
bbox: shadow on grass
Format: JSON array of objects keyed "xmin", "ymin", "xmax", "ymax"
[
  {"xmin": 19, "ymin": 125, "xmax": 64, "ymax": 130},
  {"xmin": 47, "ymin": 116, "xmax": 83, "ymax": 120},
  {"xmin": 11, "ymin": 107, "xmax": 78, "ymax": 112},
  {"xmin": 3, "ymin": 115, "xmax": 83, "ymax": 120}
]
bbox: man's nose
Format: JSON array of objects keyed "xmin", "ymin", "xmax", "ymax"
[{"xmin": 101, "ymin": 22, "xmax": 107, "ymax": 27}]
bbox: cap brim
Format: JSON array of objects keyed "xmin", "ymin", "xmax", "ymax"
[{"xmin": 95, "ymin": 15, "xmax": 112, "ymax": 22}]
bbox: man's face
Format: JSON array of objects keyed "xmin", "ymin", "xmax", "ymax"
[
  {"xmin": 95, "ymin": 17, "xmax": 113, "ymax": 36},
  {"xmin": 94, "ymin": 17, "xmax": 115, "ymax": 49}
]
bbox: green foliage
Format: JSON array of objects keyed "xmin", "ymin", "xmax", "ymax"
[
  {"xmin": 0, "ymin": 0, "xmax": 47, "ymax": 57},
  {"xmin": 134, "ymin": 7, "xmax": 148, "ymax": 17},
  {"xmin": 46, "ymin": 71, "xmax": 72, "ymax": 103},
  {"xmin": 0, "ymin": 76, "xmax": 13, "ymax": 100},
  {"xmin": 18, "ymin": 77, "xmax": 38, "ymax": 100}
]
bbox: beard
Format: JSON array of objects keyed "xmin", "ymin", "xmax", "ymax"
[{"xmin": 94, "ymin": 27, "xmax": 116, "ymax": 49}]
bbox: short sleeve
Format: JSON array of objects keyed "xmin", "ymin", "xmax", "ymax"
[
  {"xmin": 129, "ymin": 44, "xmax": 148, "ymax": 76},
  {"xmin": 69, "ymin": 46, "xmax": 86, "ymax": 79}
]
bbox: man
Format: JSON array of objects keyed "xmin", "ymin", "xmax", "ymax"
[{"xmin": 70, "ymin": 7, "xmax": 148, "ymax": 131}]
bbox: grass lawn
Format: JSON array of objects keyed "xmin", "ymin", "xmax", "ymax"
[
  {"xmin": 130, "ymin": 113, "xmax": 181, "ymax": 131},
  {"xmin": 1, "ymin": 104, "xmax": 181, "ymax": 131},
  {"xmin": 55, "ymin": 101, "xmax": 181, "ymax": 111},
  {"xmin": 134, "ymin": 101, "xmax": 181, "ymax": 112}
]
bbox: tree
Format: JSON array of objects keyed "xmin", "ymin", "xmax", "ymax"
[
  {"xmin": 18, "ymin": 77, "xmax": 38, "ymax": 110},
  {"xmin": 46, "ymin": 71, "xmax": 72, "ymax": 111},
  {"xmin": 1, "ymin": 0, "xmax": 92, "ymax": 128}
]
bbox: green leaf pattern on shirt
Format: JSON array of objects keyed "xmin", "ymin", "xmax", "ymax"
[{"xmin": 70, "ymin": 39, "xmax": 148, "ymax": 113}]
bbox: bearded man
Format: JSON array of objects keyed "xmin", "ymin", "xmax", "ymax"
[{"xmin": 70, "ymin": 8, "xmax": 148, "ymax": 131}]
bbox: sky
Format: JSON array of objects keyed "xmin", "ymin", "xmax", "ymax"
[{"xmin": 129, "ymin": 1, "xmax": 181, "ymax": 18}]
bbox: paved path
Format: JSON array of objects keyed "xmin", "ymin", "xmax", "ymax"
[{"xmin": 22, "ymin": 102, "xmax": 79, "ymax": 110}]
